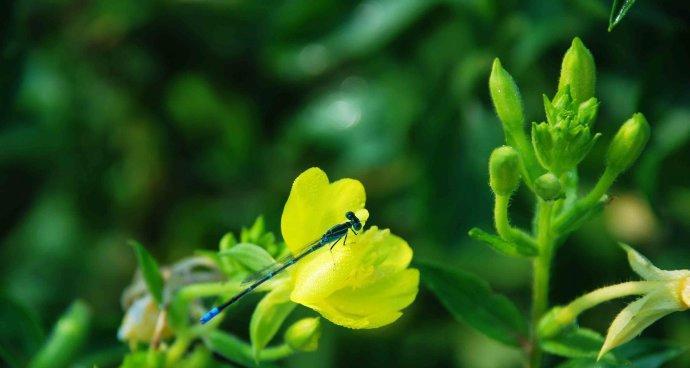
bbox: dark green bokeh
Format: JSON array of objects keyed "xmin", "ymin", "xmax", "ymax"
[{"xmin": 1, "ymin": 0, "xmax": 689, "ymax": 367}]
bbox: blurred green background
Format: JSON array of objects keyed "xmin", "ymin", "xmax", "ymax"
[{"xmin": 1, "ymin": 0, "xmax": 690, "ymax": 367}]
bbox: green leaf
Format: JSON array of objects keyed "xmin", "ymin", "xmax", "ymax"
[
  {"xmin": 615, "ymin": 339, "xmax": 685, "ymax": 368},
  {"xmin": 468, "ymin": 227, "xmax": 537, "ymax": 257},
  {"xmin": 555, "ymin": 339, "xmax": 685, "ymax": 368},
  {"xmin": 28, "ymin": 300, "xmax": 91, "ymax": 368},
  {"xmin": 129, "ymin": 240, "xmax": 165, "ymax": 305},
  {"xmin": 204, "ymin": 330, "xmax": 255, "ymax": 367},
  {"xmin": 541, "ymin": 327, "xmax": 617, "ymax": 362},
  {"xmin": 220, "ymin": 243, "xmax": 276, "ymax": 273},
  {"xmin": 0, "ymin": 295, "xmax": 45, "ymax": 368},
  {"xmin": 608, "ymin": 0, "xmax": 637, "ymax": 31},
  {"xmin": 166, "ymin": 293, "xmax": 190, "ymax": 333},
  {"xmin": 203, "ymin": 330, "xmax": 286, "ymax": 367},
  {"xmin": 250, "ymin": 282, "xmax": 296, "ymax": 361},
  {"xmin": 119, "ymin": 350, "xmax": 164, "ymax": 368},
  {"xmin": 418, "ymin": 261, "xmax": 528, "ymax": 347}
]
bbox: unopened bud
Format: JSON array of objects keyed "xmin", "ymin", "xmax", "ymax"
[
  {"xmin": 534, "ymin": 173, "xmax": 563, "ymax": 201},
  {"xmin": 489, "ymin": 58, "xmax": 525, "ymax": 133},
  {"xmin": 577, "ymin": 97, "xmax": 599, "ymax": 127},
  {"xmin": 284, "ymin": 317, "xmax": 321, "ymax": 352},
  {"xmin": 606, "ymin": 113, "xmax": 650, "ymax": 174},
  {"xmin": 558, "ymin": 37, "xmax": 596, "ymax": 103},
  {"xmin": 489, "ymin": 146, "xmax": 521, "ymax": 196}
]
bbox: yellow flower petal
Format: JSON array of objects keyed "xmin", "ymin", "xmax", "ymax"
[
  {"xmin": 599, "ymin": 286, "xmax": 682, "ymax": 359},
  {"xmin": 297, "ymin": 269, "xmax": 419, "ymax": 329},
  {"xmin": 290, "ymin": 227, "xmax": 412, "ymax": 303},
  {"xmin": 281, "ymin": 167, "xmax": 367, "ymax": 254},
  {"xmin": 290, "ymin": 227, "xmax": 419, "ymax": 329}
]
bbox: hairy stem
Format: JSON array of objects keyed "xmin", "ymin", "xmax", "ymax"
[
  {"xmin": 506, "ymin": 130, "xmax": 543, "ymax": 189},
  {"xmin": 494, "ymin": 195, "xmax": 538, "ymax": 249},
  {"xmin": 494, "ymin": 195, "xmax": 513, "ymax": 240},
  {"xmin": 178, "ymin": 282, "xmax": 242, "ymax": 300},
  {"xmin": 566, "ymin": 281, "xmax": 659, "ymax": 317},
  {"xmin": 530, "ymin": 200, "xmax": 554, "ymax": 368},
  {"xmin": 554, "ymin": 167, "xmax": 617, "ymax": 231}
]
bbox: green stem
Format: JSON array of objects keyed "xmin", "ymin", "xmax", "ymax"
[
  {"xmin": 260, "ymin": 344, "xmax": 295, "ymax": 361},
  {"xmin": 165, "ymin": 334, "xmax": 191, "ymax": 368},
  {"xmin": 494, "ymin": 195, "xmax": 538, "ymax": 250},
  {"xmin": 565, "ymin": 281, "xmax": 658, "ymax": 318},
  {"xmin": 530, "ymin": 201, "xmax": 554, "ymax": 368},
  {"xmin": 494, "ymin": 195, "xmax": 513, "ymax": 240},
  {"xmin": 507, "ymin": 129, "xmax": 543, "ymax": 189},
  {"xmin": 178, "ymin": 282, "xmax": 241, "ymax": 300},
  {"xmin": 554, "ymin": 167, "xmax": 617, "ymax": 232}
]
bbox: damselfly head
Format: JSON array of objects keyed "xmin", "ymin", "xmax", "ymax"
[{"xmin": 345, "ymin": 211, "xmax": 362, "ymax": 231}]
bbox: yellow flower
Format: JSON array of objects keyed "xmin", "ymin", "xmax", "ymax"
[
  {"xmin": 539, "ymin": 243, "xmax": 690, "ymax": 360},
  {"xmin": 281, "ymin": 167, "xmax": 419, "ymax": 329},
  {"xmin": 598, "ymin": 244, "xmax": 690, "ymax": 358}
]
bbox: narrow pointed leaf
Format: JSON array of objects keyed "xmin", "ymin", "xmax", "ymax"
[
  {"xmin": 468, "ymin": 227, "xmax": 537, "ymax": 257},
  {"xmin": 28, "ymin": 301, "xmax": 91, "ymax": 368},
  {"xmin": 129, "ymin": 240, "xmax": 165, "ymax": 305},
  {"xmin": 608, "ymin": 0, "xmax": 638, "ymax": 31}
]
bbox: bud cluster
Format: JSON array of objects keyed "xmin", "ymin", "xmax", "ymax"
[{"xmin": 532, "ymin": 89, "xmax": 601, "ymax": 174}]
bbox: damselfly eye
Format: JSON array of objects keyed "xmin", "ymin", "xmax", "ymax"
[{"xmin": 345, "ymin": 211, "xmax": 356, "ymax": 221}]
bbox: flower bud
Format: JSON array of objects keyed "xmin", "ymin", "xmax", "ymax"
[
  {"xmin": 489, "ymin": 146, "xmax": 521, "ymax": 196},
  {"xmin": 284, "ymin": 317, "xmax": 321, "ymax": 352},
  {"xmin": 576, "ymin": 97, "xmax": 599, "ymax": 127},
  {"xmin": 489, "ymin": 58, "xmax": 525, "ymax": 133},
  {"xmin": 606, "ymin": 113, "xmax": 650, "ymax": 174},
  {"xmin": 558, "ymin": 37, "xmax": 596, "ymax": 103},
  {"xmin": 534, "ymin": 173, "xmax": 563, "ymax": 201}
]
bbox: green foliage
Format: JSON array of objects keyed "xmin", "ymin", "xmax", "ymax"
[
  {"xmin": 419, "ymin": 262, "xmax": 528, "ymax": 347},
  {"xmin": 119, "ymin": 351, "xmax": 164, "ymax": 368},
  {"xmin": 426, "ymin": 37, "xmax": 662, "ymax": 367},
  {"xmin": 468, "ymin": 227, "xmax": 538, "ymax": 257},
  {"xmin": 609, "ymin": 0, "xmax": 639, "ymax": 31},
  {"xmin": 2, "ymin": 0, "xmax": 688, "ymax": 367},
  {"xmin": 557, "ymin": 339, "xmax": 685, "ymax": 368},
  {"xmin": 219, "ymin": 243, "xmax": 276, "ymax": 274},
  {"xmin": 0, "ymin": 296, "xmax": 44, "ymax": 367},
  {"xmin": 540, "ymin": 327, "xmax": 610, "ymax": 361},
  {"xmin": 202, "ymin": 330, "xmax": 283, "ymax": 368},
  {"xmin": 249, "ymin": 283, "xmax": 296, "ymax": 361},
  {"xmin": 129, "ymin": 241, "xmax": 165, "ymax": 305}
]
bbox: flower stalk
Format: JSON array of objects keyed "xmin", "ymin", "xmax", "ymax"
[
  {"xmin": 530, "ymin": 200, "xmax": 554, "ymax": 367},
  {"xmin": 481, "ymin": 37, "xmax": 652, "ymax": 368}
]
